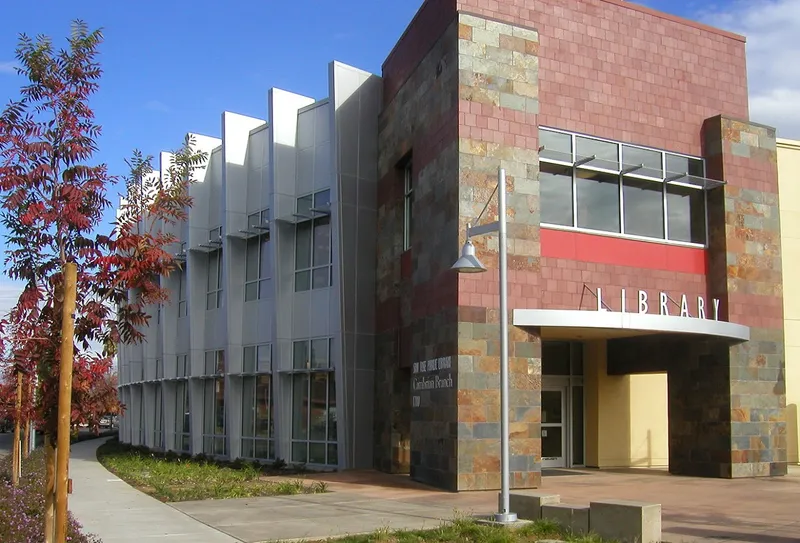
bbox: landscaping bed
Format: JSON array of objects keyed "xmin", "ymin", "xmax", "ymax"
[
  {"xmin": 314, "ymin": 517, "xmax": 612, "ymax": 543},
  {"xmin": 0, "ymin": 449, "xmax": 100, "ymax": 543},
  {"xmin": 96, "ymin": 438, "xmax": 326, "ymax": 502}
]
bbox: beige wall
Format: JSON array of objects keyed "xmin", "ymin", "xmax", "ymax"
[
  {"xmin": 584, "ymin": 340, "xmax": 669, "ymax": 468},
  {"xmin": 778, "ymin": 138, "xmax": 800, "ymax": 464}
]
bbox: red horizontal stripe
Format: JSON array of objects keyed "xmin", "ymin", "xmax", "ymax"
[{"xmin": 541, "ymin": 228, "xmax": 707, "ymax": 275}]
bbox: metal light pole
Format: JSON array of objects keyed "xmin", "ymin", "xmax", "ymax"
[{"xmin": 451, "ymin": 168, "xmax": 516, "ymax": 524}]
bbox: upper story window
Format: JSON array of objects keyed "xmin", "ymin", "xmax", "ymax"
[
  {"xmin": 538, "ymin": 128, "xmax": 715, "ymax": 246},
  {"xmin": 243, "ymin": 343, "xmax": 272, "ymax": 374},
  {"xmin": 204, "ymin": 349, "xmax": 225, "ymax": 376},
  {"xmin": 403, "ymin": 160, "xmax": 413, "ymax": 251},
  {"xmin": 295, "ymin": 190, "xmax": 332, "ymax": 292},
  {"xmin": 206, "ymin": 249, "xmax": 222, "ymax": 310},
  {"xmin": 245, "ymin": 209, "xmax": 271, "ymax": 302},
  {"xmin": 177, "ymin": 269, "xmax": 187, "ymax": 317}
]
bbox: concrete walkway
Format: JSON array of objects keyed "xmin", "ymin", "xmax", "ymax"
[{"xmin": 69, "ymin": 438, "xmax": 239, "ymax": 542}]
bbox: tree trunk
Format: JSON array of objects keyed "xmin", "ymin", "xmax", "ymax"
[
  {"xmin": 12, "ymin": 370, "xmax": 23, "ymax": 486},
  {"xmin": 55, "ymin": 262, "xmax": 78, "ymax": 543},
  {"xmin": 23, "ymin": 377, "xmax": 33, "ymax": 458},
  {"xmin": 44, "ymin": 434, "xmax": 56, "ymax": 543}
]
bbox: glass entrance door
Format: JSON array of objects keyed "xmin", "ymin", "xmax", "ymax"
[{"xmin": 541, "ymin": 387, "xmax": 566, "ymax": 468}]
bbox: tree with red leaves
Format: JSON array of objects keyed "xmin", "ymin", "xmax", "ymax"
[{"xmin": 0, "ymin": 20, "xmax": 206, "ymax": 540}]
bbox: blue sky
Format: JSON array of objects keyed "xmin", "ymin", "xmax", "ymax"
[{"xmin": 0, "ymin": 0, "xmax": 796, "ymax": 314}]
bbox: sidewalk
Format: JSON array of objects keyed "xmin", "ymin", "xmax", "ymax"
[{"xmin": 68, "ymin": 438, "xmax": 240, "ymax": 542}]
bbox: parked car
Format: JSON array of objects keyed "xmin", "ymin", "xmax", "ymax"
[{"xmin": 99, "ymin": 415, "xmax": 112, "ymax": 428}]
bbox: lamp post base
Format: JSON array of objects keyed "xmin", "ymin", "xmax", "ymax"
[{"xmin": 493, "ymin": 512, "xmax": 519, "ymax": 524}]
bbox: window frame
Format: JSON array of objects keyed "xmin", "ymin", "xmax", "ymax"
[
  {"xmin": 403, "ymin": 160, "xmax": 413, "ymax": 251},
  {"xmin": 294, "ymin": 190, "xmax": 332, "ymax": 292},
  {"xmin": 206, "ymin": 247, "xmax": 222, "ymax": 310},
  {"xmin": 177, "ymin": 267, "xmax": 187, "ymax": 318},
  {"xmin": 538, "ymin": 127, "xmax": 709, "ymax": 248},
  {"xmin": 245, "ymin": 209, "xmax": 271, "ymax": 302},
  {"xmin": 242, "ymin": 343, "xmax": 272, "ymax": 374},
  {"xmin": 240, "ymin": 373, "xmax": 274, "ymax": 460},
  {"xmin": 173, "ymin": 380, "xmax": 190, "ymax": 453},
  {"xmin": 202, "ymin": 376, "xmax": 226, "ymax": 456},
  {"xmin": 203, "ymin": 350, "xmax": 225, "ymax": 376}
]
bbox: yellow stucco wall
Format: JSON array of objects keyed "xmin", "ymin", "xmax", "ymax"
[
  {"xmin": 584, "ymin": 340, "xmax": 669, "ymax": 468},
  {"xmin": 778, "ymin": 138, "xmax": 800, "ymax": 465}
]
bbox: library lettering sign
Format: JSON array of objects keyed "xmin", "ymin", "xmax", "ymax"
[
  {"xmin": 411, "ymin": 356, "xmax": 454, "ymax": 408},
  {"xmin": 594, "ymin": 287, "xmax": 722, "ymax": 320}
]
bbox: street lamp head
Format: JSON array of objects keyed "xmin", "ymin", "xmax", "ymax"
[{"xmin": 451, "ymin": 239, "xmax": 487, "ymax": 273}]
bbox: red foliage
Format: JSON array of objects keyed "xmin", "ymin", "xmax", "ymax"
[{"xmin": 0, "ymin": 22, "xmax": 206, "ymax": 436}]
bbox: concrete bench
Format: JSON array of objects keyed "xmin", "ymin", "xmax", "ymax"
[
  {"xmin": 541, "ymin": 503, "xmax": 590, "ymax": 534},
  {"xmin": 506, "ymin": 491, "xmax": 560, "ymax": 520},
  {"xmin": 589, "ymin": 499, "xmax": 662, "ymax": 543}
]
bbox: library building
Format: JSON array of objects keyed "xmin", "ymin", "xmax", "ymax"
[{"xmin": 117, "ymin": 0, "xmax": 799, "ymax": 493}]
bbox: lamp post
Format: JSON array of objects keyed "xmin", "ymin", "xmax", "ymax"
[{"xmin": 451, "ymin": 167, "xmax": 516, "ymax": 524}]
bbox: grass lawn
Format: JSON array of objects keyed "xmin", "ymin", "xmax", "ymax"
[
  {"xmin": 319, "ymin": 517, "xmax": 612, "ymax": 543},
  {"xmin": 96, "ymin": 438, "xmax": 326, "ymax": 502}
]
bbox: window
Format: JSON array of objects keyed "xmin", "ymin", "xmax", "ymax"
[
  {"xmin": 403, "ymin": 160, "xmax": 413, "ymax": 250},
  {"xmin": 295, "ymin": 190, "xmax": 332, "ymax": 292},
  {"xmin": 245, "ymin": 210, "xmax": 271, "ymax": 302},
  {"xmin": 623, "ymin": 177, "xmax": 664, "ymax": 239},
  {"xmin": 206, "ymin": 250, "xmax": 222, "ymax": 310},
  {"xmin": 153, "ymin": 386, "xmax": 164, "ymax": 449},
  {"xmin": 174, "ymin": 381, "xmax": 190, "ymax": 452},
  {"xmin": 538, "ymin": 127, "xmax": 710, "ymax": 246},
  {"xmin": 576, "ymin": 169, "xmax": 620, "ymax": 233},
  {"xmin": 540, "ymin": 164, "xmax": 573, "ymax": 226},
  {"xmin": 241, "ymin": 375, "xmax": 274, "ymax": 460},
  {"xmin": 667, "ymin": 183, "xmax": 706, "ymax": 243},
  {"xmin": 177, "ymin": 354, "xmax": 189, "ymax": 378},
  {"xmin": 178, "ymin": 269, "xmax": 187, "ymax": 317},
  {"xmin": 293, "ymin": 338, "xmax": 331, "ymax": 370},
  {"xmin": 291, "ymin": 372, "xmax": 337, "ymax": 465},
  {"xmin": 202, "ymin": 377, "xmax": 226, "ymax": 456},
  {"xmin": 204, "ymin": 350, "xmax": 225, "ymax": 376},
  {"xmin": 291, "ymin": 338, "xmax": 336, "ymax": 465},
  {"xmin": 243, "ymin": 344, "xmax": 272, "ymax": 374},
  {"xmin": 155, "ymin": 358, "xmax": 163, "ymax": 380}
]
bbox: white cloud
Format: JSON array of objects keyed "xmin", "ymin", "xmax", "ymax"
[
  {"xmin": 699, "ymin": 0, "xmax": 800, "ymax": 139},
  {"xmin": 0, "ymin": 61, "xmax": 18, "ymax": 75}
]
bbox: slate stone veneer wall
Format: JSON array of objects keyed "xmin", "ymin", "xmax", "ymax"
[{"xmin": 667, "ymin": 116, "xmax": 787, "ymax": 478}]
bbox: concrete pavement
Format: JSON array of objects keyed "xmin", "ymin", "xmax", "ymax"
[
  {"xmin": 67, "ymin": 437, "xmax": 800, "ymax": 542},
  {"xmin": 172, "ymin": 467, "xmax": 800, "ymax": 543},
  {"xmin": 69, "ymin": 437, "xmax": 240, "ymax": 543}
]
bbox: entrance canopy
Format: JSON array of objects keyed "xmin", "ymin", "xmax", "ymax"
[{"xmin": 512, "ymin": 309, "xmax": 750, "ymax": 343}]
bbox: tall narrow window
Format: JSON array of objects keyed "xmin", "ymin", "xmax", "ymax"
[
  {"xmin": 403, "ymin": 161, "xmax": 413, "ymax": 251},
  {"xmin": 177, "ymin": 354, "xmax": 189, "ymax": 378},
  {"xmin": 153, "ymin": 386, "xmax": 164, "ymax": 449},
  {"xmin": 245, "ymin": 210, "xmax": 271, "ymax": 301},
  {"xmin": 295, "ymin": 190, "xmax": 332, "ymax": 292},
  {"xmin": 203, "ymin": 377, "xmax": 226, "ymax": 456},
  {"xmin": 178, "ymin": 269, "xmax": 187, "ymax": 317},
  {"xmin": 241, "ymin": 373, "xmax": 274, "ymax": 460},
  {"xmin": 206, "ymin": 250, "xmax": 222, "ymax": 310},
  {"xmin": 174, "ymin": 381, "xmax": 190, "ymax": 452},
  {"xmin": 291, "ymin": 337, "xmax": 337, "ymax": 465}
]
